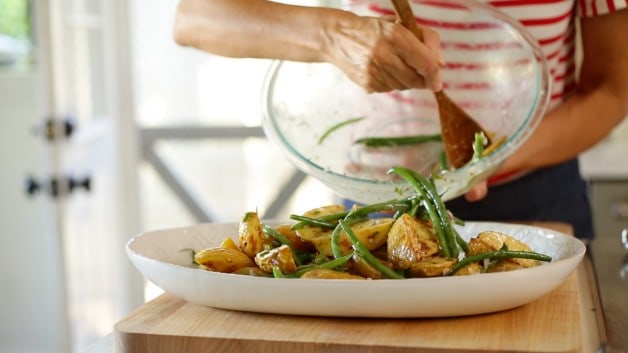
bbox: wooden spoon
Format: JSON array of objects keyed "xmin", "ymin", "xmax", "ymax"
[{"xmin": 391, "ymin": 0, "xmax": 489, "ymax": 168}]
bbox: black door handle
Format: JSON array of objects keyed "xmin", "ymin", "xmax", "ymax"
[{"xmin": 25, "ymin": 175, "xmax": 91, "ymax": 198}]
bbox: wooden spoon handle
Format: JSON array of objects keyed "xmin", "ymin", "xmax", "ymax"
[{"xmin": 391, "ymin": 0, "xmax": 424, "ymax": 40}]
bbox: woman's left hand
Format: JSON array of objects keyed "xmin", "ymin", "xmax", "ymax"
[{"xmin": 464, "ymin": 181, "xmax": 488, "ymax": 202}]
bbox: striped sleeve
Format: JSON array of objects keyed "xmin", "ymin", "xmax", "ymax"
[{"xmin": 577, "ymin": 0, "xmax": 628, "ymax": 17}]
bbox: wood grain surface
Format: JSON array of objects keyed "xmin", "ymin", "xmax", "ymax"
[{"xmin": 115, "ymin": 222, "xmax": 598, "ymax": 353}]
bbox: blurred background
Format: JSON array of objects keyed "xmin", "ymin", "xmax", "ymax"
[{"xmin": 0, "ymin": 0, "xmax": 626, "ymax": 352}]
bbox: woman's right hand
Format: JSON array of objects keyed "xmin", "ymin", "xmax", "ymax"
[
  {"xmin": 174, "ymin": 0, "xmax": 443, "ymax": 94},
  {"xmin": 322, "ymin": 13, "xmax": 444, "ymax": 93}
]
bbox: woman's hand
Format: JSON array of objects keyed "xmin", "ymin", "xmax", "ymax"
[
  {"xmin": 323, "ymin": 14, "xmax": 443, "ymax": 93},
  {"xmin": 174, "ymin": 0, "xmax": 443, "ymax": 94}
]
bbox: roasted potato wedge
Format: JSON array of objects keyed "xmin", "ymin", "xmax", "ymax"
[
  {"xmin": 296, "ymin": 205, "xmax": 344, "ymax": 242},
  {"xmin": 296, "ymin": 227, "xmax": 335, "ymax": 257},
  {"xmin": 194, "ymin": 247, "xmax": 255, "ymax": 273},
  {"xmin": 254, "ymin": 244, "xmax": 298, "ymax": 274},
  {"xmin": 232, "ymin": 266, "xmax": 271, "ymax": 277},
  {"xmin": 345, "ymin": 218, "xmax": 394, "ymax": 252},
  {"xmin": 295, "ymin": 205, "xmax": 344, "ymax": 256},
  {"xmin": 297, "ymin": 216, "xmax": 393, "ymax": 257},
  {"xmin": 220, "ymin": 237, "xmax": 240, "ymax": 251},
  {"xmin": 300, "ymin": 268, "xmax": 365, "ymax": 280},
  {"xmin": 302, "ymin": 204, "xmax": 345, "ymax": 218},
  {"xmin": 274, "ymin": 223, "xmax": 315, "ymax": 252},
  {"xmin": 408, "ymin": 257, "xmax": 457, "ymax": 277},
  {"xmin": 475, "ymin": 231, "xmax": 540, "ymax": 268},
  {"xmin": 453, "ymin": 262, "xmax": 483, "ymax": 276},
  {"xmin": 239, "ymin": 211, "xmax": 274, "ymax": 258},
  {"xmin": 387, "ymin": 213, "xmax": 440, "ymax": 270},
  {"xmin": 486, "ymin": 260, "xmax": 525, "ymax": 273},
  {"xmin": 466, "ymin": 237, "xmax": 494, "ymax": 256},
  {"xmin": 350, "ymin": 252, "xmax": 391, "ymax": 279},
  {"xmin": 296, "ymin": 205, "xmax": 394, "ymax": 257}
]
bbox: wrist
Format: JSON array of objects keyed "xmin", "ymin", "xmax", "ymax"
[{"xmin": 318, "ymin": 9, "xmax": 362, "ymax": 64}]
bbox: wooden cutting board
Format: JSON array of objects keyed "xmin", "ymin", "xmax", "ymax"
[{"xmin": 115, "ymin": 222, "xmax": 597, "ymax": 353}]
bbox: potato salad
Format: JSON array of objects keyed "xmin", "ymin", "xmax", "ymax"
[{"xmin": 192, "ymin": 167, "xmax": 551, "ymax": 279}]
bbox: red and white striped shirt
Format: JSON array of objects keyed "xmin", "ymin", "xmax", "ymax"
[
  {"xmin": 477, "ymin": 0, "xmax": 627, "ymax": 184},
  {"xmin": 350, "ymin": 0, "xmax": 626, "ymax": 110},
  {"xmin": 484, "ymin": 0, "xmax": 627, "ymax": 110},
  {"xmin": 345, "ymin": 0, "xmax": 626, "ymax": 184}
]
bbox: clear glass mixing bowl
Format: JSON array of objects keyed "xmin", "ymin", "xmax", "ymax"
[{"xmin": 262, "ymin": 0, "xmax": 550, "ymax": 204}]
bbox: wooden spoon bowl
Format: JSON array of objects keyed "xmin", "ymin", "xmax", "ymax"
[{"xmin": 391, "ymin": 0, "xmax": 490, "ymax": 168}]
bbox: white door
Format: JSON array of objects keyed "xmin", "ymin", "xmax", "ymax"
[
  {"xmin": 0, "ymin": 49, "xmax": 69, "ymax": 353},
  {"xmin": 0, "ymin": 2, "xmax": 71, "ymax": 353},
  {"xmin": 44, "ymin": 0, "xmax": 145, "ymax": 351},
  {"xmin": 0, "ymin": 1, "xmax": 143, "ymax": 352}
]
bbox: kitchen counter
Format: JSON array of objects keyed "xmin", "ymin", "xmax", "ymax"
[
  {"xmin": 580, "ymin": 126, "xmax": 628, "ymax": 352},
  {"xmin": 587, "ymin": 180, "xmax": 628, "ymax": 351},
  {"xmin": 579, "ymin": 120, "xmax": 628, "ymax": 180},
  {"xmin": 588, "ymin": 228, "xmax": 628, "ymax": 352}
]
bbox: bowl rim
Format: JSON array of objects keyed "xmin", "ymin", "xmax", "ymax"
[{"xmin": 261, "ymin": 0, "xmax": 551, "ymax": 195}]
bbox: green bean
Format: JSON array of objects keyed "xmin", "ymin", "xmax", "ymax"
[
  {"xmin": 421, "ymin": 198, "xmax": 451, "ymax": 257},
  {"xmin": 332, "ymin": 200, "xmax": 412, "ymax": 260},
  {"xmin": 292, "ymin": 198, "xmax": 411, "ymax": 232},
  {"xmin": 319, "ymin": 117, "xmax": 365, "ymax": 144},
  {"xmin": 262, "ymin": 224, "xmax": 303, "ymax": 266},
  {"xmin": 354, "ymin": 133, "xmax": 442, "ymax": 147},
  {"xmin": 408, "ymin": 201, "xmax": 421, "ymax": 218},
  {"xmin": 289, "ymin": 215, "xmax": 337, "ymax": 229},
  {"xmin": 272, "ymin": 266, "xmax": 286, "ymax": 278},
  {"xmin": 330, "ymin": 217, "xmax": 366, "ymax": 259},
  {"xmin": 294, "ymin": 199, "xmax": 410, "ymax": 261},
  {"xmin": 339, "ymin": 220, "xmax": 404, "ymax": 279},
  {"xmin": 262, "ymin": 224, "xmax": 290, "ymax": 246},
  {"xmin": 291, "ymin": 211, "xmax": 349, "ymax": 230},
  {"xmin": 329, "ymin": 199, "xmax": 411, "ymax": 259},
  {"xmin": 295, "ymin": 254, "xmax": 353, "ymax": 277},
  {"xmin": 388, "ymin": 167, "xmax": 452, "ymax": 257},
  {"xmin": 453, "ymin": 216, "xmax": 466, "ymax": 226},
  {"xmin": 344, "ymin": 199, "xmax": 413, "ymax": 220},
  {"xmin": 409, "ymin": 170, "xmax": 459, "ymax": 258},
  {"xmin": 330, "ymin": 223, "xmax": 345, "ymax": 259},
  {"xmin": 453, "ymin": 228, "xmax": 468, "ymax": 253},
  {"xmin": 450, "ymin": 249, "xmax": 552, "ymax": 275}
]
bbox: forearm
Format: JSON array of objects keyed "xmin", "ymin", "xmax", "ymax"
[
  {"xmin": 174, "ymin": 0, "xmax": 444, "ymax": 92},
  {"xmin": 174, "ymin": 0, "xmax": 349, "ymax": 62},
  {"xmin": 500, "ymin": 86, "xmax": 626, "ymax": 173}
]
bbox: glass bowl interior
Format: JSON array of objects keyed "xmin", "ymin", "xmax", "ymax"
[{"xmin": 262, "ymin": 0, "xmax": 550, "ymax": 204}]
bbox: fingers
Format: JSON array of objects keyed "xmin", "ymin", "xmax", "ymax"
[
  {"xmin": 365, "ymin": 49, "xmax": 426, "ymax": 92},
  {"xmin": 392, "ymin": 23, "xmax": 443, "ymax": 91},
  {"xmin": 419, "ymin": 26, "xmax": 445, "ymax": 91},
  {"xmin": 326, "ymin": 14, "xmax": 443, "ymax": 93},
  {"xmin": 464, "ymin": 182, "xmax": 488, "ymax": 202},
  {"xmin": 421, "ymin": 26, "xmax": 445, "ymax": 67},
  {"xmin": 362, "ymin": 20, "xmax": 443, "ymax": 92}
]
